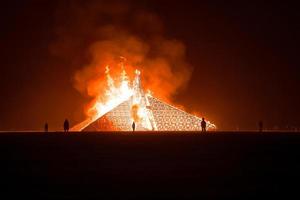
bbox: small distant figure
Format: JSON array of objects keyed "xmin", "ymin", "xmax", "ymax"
[
  {"xmin": 44, "ymin": 122, "xmax": 48, "ymax": 132},
  {"xmin": 201, "ymin": 117, "xmax": 207, "ymax": 132},
  {"xmin": 132, "ymin": 121, "xmax": 136, "ymax": 132},
  {"xmin": 258, "ymin": 121, "xmax": 263, "ymax": 132},
  {"xmin": 64, "ymin": 119, "xmax": 69, "ymax": 132}
]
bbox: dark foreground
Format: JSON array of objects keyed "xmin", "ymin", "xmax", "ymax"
[{"xmin": 0, "ymin": 132, "xmax": 300, "ymax": 199}]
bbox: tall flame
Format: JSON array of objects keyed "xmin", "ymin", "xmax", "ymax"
[
  {"xmin": 71, "ymin": 59, "xmax": 216, "ymax": 131},
  {"xmin": 88, "ymin": 65, "xmax": 134, "ymax": 120}
]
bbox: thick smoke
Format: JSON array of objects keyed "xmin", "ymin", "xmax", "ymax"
[{"xmin": 51, "ymin": 0, "xmax": 192, "ymax": 117}]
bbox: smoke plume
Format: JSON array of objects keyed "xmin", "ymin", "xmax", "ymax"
[{"xmin": 51, "ymin": 0, "xmax": 192, "ymax": 117}]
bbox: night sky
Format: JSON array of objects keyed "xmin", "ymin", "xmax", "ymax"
[{"xmin": 0, "ymin": 0, "xmax": 299, "ymax": 131}]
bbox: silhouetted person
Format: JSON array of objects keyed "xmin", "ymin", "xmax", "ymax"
[
  {"xmin": 132, "ymin": 121, "xmax": 136, "ymax": 132},
  {"xmin": 258, "ymin": 121, "xmax": 263, "ymax": 132},
  {"xmin": 44, "ymin": 122, "xmax": 48, "ymax": 132},
  {"xmin": 64, "ymin": 119, "xmax": 69, "ymax": 132},
  {"xmin": 201, "ymin": 118, "xmax": 207, "ymax": 132}
]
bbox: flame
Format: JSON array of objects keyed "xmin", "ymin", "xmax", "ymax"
[
  {"xmin": 88, "ymin": 65, "xmax": 134, "ymax": 120},
  {"xmin": 52, "ymin": 1, "xmax": 210, "ymax": 131},
  {"xmin": 90, "ymin": 65, "xmax": 150, "ymax": 126},
  {"xmin": 71, "ymin": 58, "xmax": 216, "ymax": 131}
]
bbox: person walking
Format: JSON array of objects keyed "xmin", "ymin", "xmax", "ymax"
[
  {"xmin": 132, "ymin": 121, "xmax": 136, "ymax": 132},
  {"xmin": 201, "ymin": 117, "xmax": 207, "ymax": 132},
  {"xmin": 64, "ymin": 119, "xmax": 70, "ymax": 132}
]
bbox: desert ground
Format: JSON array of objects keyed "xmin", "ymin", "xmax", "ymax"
[{"xmin": 0, "ymin": 131, "xmax": 299, "ymax": 199}]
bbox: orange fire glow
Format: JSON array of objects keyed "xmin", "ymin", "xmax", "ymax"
[
  {"xmin": 71, "ymin": 58, "xmax": 216, "ymax": 131},
  {"xmin": 87, "ymin": 65, "xmax": 134, "ymax": 120},
  {"xmin": 84, "ymin": 63, "xmax": 157, "ymax": 128}
]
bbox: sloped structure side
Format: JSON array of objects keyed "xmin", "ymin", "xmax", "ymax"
[
  {"xmin": 82, "ymin": 100, "xmax": 133, "ymax": 131},
  {"xmin": 82, "ymin": 95, "xmax": 214, "ymax": 131},
  {"xmin": 147, "ymin": 96, "xmax": 202, "ymax": 131}
]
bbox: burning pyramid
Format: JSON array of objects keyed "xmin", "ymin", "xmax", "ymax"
[{"xmin": 76, "ymin": 69, "xmax": 216, "ymax": 132}]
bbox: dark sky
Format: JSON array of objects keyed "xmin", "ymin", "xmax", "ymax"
[{"xmin": 0, "ymin": 0, "xmax": 299, "ymax": 131}]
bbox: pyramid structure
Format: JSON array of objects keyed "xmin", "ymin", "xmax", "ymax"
[{"xmin": 82, "ymin": 72, "xmax": 215, "ymax": 132}]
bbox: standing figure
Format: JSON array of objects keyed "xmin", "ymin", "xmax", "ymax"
[
  {"xmin": 64, "ymin": 119, "xmax": 69, "ymax": 132},
  {"xmin": 44, "ymin": 122, "xmax": 48, "ymax": 132},
  {"xmin": 258, "ymin": 121, "xmax": 263, "ymax": 132},
  {"xmin": 132, "ymin": 121, "xmax": 136, "ymax": 132},
  {"xmin": 201, "ymin": 117, "xmax": 207, "ymax": 132}
]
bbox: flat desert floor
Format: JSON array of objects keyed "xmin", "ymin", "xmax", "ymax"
[{"xmin": 0, "ymin": 132, "xmax": 299, "ymax": 199}]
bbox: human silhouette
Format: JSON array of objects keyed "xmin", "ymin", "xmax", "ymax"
[
  {"xmin": 64, "ymin": 119, "xmax": 70, "ymax": 132},
  {"xmin": 258, "ymin": 121, "xmax": 263, "ymax": 132},
  {"xmin": 44, "ymin": 122, "xmax": 48, "ymax": 132},
  {"xmin": 201, "ymin": 118, "xmax": 207, "ymax": 132},
  {"xmin": 132, "ymin": 121, "xmax": 136, "ymax": 132}
]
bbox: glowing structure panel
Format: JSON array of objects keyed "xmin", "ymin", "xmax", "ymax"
[
  {"xmin": 82, "ymin": 95, "xmax": 215, "ymax": 131},
  {"xmin": 147, "ymin": 96, "xmax": 206, "ymax": 131},
  {"xmin": 83, "ymin": 99, "xmax": 147, "ymax": 131}
]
